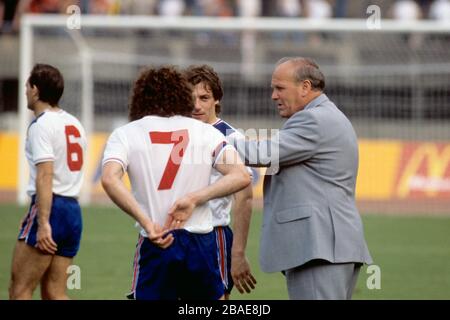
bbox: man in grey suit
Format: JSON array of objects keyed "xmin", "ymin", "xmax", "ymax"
[{"xmin": 233, "ymin": 57, "xmax": 373, "ymax": 299}]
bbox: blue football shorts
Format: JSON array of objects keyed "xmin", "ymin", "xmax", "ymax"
[
  {"xmin": 18, "ymin": 194, "xmax": 83, "ymax": 258},
  {"xmin": 214, "ymin": 226, "xmax": 234, "ymax": 294},
  {"xmin": 128, "ymin": 229, "xmax": 224, "ymax": 300}
]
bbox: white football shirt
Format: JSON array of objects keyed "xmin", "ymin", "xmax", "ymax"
[
  {"xmin": 26, "ymin": 110, "xmax": 87, "ymax": 198},
  {"xmin": 102, "ymin": 115, "xmax": 232, "ymax": 235},
  {"xmin": 210, "ymin": 119, "xmax": 253, "ymax": 227}
]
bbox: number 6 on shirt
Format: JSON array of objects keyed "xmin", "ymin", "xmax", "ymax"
[
  {"xmin": 150, "ymin": 130, "xmax": 190, "ymax": 190},
  {"xmin": 65, "ymin": 125, "xmax": 84, "ymax": 172}
]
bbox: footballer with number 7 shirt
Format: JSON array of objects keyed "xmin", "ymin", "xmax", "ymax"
[
  {"xmin": 101, "ymin": 66, "xmax": 251, "ymax": 300},
  {"xmin": 9, "ymin": 64, "xmax": 87, "ymax": 300}
]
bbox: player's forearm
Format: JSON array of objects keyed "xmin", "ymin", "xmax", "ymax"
[
  {"xmin": 231, "ymin": 186, "xmax": 253, "ymax": 256},
  {"xmin": 190, "ymin": 170, "xmax": 251, "ymax": 207},
  {"xmin": 101, "ymin": 176, "xmax": 152, "ymax": 230},
  {"xmin": 36, "ymin": 163, "xmax": 53, "ymax": 224}
]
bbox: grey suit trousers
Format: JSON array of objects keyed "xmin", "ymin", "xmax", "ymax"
[{"xmin": 284, "ymin": 259, "xmax": 361, "ymax": 300}]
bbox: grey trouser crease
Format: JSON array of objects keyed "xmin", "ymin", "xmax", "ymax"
[{"xmin": 285, "ymin": 259, "xmax": 362, "ymax": 300}]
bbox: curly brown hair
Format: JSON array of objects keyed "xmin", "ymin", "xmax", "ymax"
[
  {"xmin": 184, "ymin": 65, "xmax": 223, "ymax": 115},
  {"xmin": 129, "ymin": 66, "xmax": 194, "ymax": 121}
]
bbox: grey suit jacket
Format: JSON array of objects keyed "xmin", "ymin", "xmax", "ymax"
[{"xmin": 235, "ymin": 94, "xmax": 372, "ymax": 273}]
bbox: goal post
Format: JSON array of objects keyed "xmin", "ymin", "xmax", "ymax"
[{"xmin": 18, "ymin": 14, "xmax": 450, "ymax": 211}]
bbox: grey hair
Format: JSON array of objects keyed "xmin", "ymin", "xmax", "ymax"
[{"xmin": 276, "ymin": 57, "xmax": 325, "ymax": 91}]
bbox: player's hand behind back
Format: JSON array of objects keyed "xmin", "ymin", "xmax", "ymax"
[
  {"xmin": 165, "ymin": 194, "xmax": 196, "ymax": 230},
  {"xmin": 146, "ymin": 222, "xmax": 174, "ymax": 249}
]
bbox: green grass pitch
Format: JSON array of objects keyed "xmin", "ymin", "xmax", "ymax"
[{"xmin": 1, "ymin": 203, "xmax": 449, "ymax": 300}]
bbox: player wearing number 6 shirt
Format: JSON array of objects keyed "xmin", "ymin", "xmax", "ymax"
[
  {"xmin": 9, "ymin": 64, "xmax": 87, "ymax": 300},
  {"xmin": 101, "ymin": 66, "xmax": 251, "ymax": 300}
]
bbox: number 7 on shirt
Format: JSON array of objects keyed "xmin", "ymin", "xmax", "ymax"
[{"xmin": 149, "ymin": 130, "xmax": 189, "ymax": 190}]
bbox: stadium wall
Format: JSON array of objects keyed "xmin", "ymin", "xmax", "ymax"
[{"xmin": 1, "ymin": 131, "xmax": 449, "ymax": 214}]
